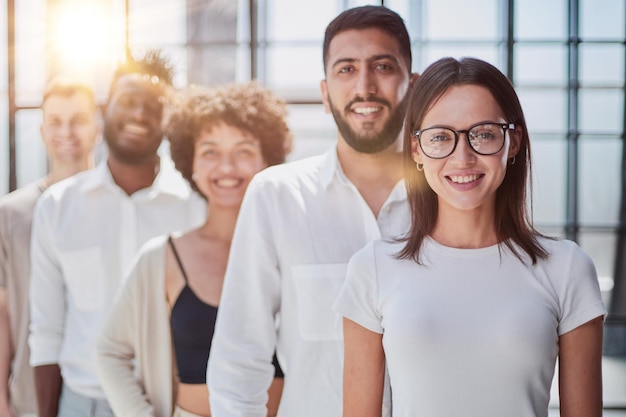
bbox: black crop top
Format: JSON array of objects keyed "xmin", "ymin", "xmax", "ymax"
[
  {"xmin": 169, "ymin": 236, "xmax": 216, "ymax": 384},
  {"xmin": 168, "ymin": 237, "xmax": 284, "ymax": 384}
]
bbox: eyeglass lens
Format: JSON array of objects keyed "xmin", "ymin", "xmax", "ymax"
[{"xmin": 419, "ymin": 123, "xmax": 506, "ymax": 158}]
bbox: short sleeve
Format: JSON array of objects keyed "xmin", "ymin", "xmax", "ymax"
[
  {"xmin": 333, "ymin": 241, "xmax": 383, "ymax": 334},
  {"xmin": 556, "ymin": 241, "xmax": 607, "ymax": 335}
]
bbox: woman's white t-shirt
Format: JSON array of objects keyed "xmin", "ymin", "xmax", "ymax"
[{"xmin": 334, "ymin": 237, "xmax": 606, "ymax": 417}]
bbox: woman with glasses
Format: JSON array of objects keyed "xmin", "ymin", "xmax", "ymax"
[
  {"xmin": 335, "ymin": 57, "xmax": 605, "ymax": 417},
  {"xmin": 96, "ymin": 82, "xmax": 292, "ymax": 417}
]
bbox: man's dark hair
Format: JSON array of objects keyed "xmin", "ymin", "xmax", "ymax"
[
  {"xmin": 323, "ymin": 5, "xmax": 412, "ymax": 74},
  {"xmin": 107, "ymin": 49, "xmax": 174, "ymax": 99}
]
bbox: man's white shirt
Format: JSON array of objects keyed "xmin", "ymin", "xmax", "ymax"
[
  {"xmin": 29, "ymin": 156, "xmax": 205, "ymax": 399},
  {"xmin": 208, "ymin": 148, "xmax": 409, "ymax": 417}
]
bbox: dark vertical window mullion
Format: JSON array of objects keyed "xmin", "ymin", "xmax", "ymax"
[
  {"xmin": 7, "ymin": 0, "xmax": 16, "ymax": 192},
  {"xmin": 565, "ymin": 0, "xmax": 579, "ymax": 241}
]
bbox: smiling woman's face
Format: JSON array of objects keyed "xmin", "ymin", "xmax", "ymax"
[
  {"xmin": 192, "ymin": 123, "xmax": 267, "ymax": 209},
  {"xmin": 412, "ymin": 84, "xmax": 520, "ymax": 217}
]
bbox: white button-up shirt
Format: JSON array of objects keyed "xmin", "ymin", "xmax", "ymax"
[
  {"xmin": 29, "ymin": 157, "xmax": 205, "ymax": 399},
  {"xmin": 208, "ymin": 148, "xmax": 410, "ymax": 417}
]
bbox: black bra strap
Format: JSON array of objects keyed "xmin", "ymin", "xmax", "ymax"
[{"xmin": 168, "ymin": 236, "xmax": 189, "ymax": 283}]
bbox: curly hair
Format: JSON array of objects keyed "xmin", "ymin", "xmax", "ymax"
[{"xmin": 165, "ymin": 81, "xmax": 293, "ymax": 195}]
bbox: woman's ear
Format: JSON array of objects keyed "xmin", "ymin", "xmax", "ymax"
[
  {"xmin": 411, "ymin": 136, "xmax": 422, "ymax": 165},
  {"xmin": 508, "ymin": 125, "xmax": 522, "ymax": 159}
]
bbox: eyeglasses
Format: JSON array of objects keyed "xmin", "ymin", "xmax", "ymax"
[{"xmin": 413, "ymin": 122, "xmax": 515, "ymax": 159}]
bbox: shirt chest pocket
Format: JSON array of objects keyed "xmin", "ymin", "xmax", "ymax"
[
  {"xmin": 58, "ymin": 247, "xmax": 105, "ymax": 312},
  {"xmin": 291, "ymin": 263, "xmax": 347, "ymax": 341}
]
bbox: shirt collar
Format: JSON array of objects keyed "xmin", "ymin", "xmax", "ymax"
[
  {"xmin": 80, "ymin": 155, "xmax": 192, "ymax": 199},
  {"xmin": 388, "ymin": 177, "xmax": 408, "ymax": 204},
  {"xmin": 320, "ymin": 146, "xmax": 350, "ymax": 189},
  {"xmin": 80, "ymin": 160, "xmax": 112, "ymax": 192},
  {"xmin": 319, "ymin": 145, "xmax": 407, "ymax": 204}
]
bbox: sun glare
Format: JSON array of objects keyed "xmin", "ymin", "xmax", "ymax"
[{"xmin": 50, "ymin": 2, "xmax": 121, "ymax": 77}]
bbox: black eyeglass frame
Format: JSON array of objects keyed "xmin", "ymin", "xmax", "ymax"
[{"xmin": 412, "ymin": 122, "xmax": 516, "ymax": 159}]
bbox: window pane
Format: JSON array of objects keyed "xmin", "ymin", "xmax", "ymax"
[
  {"xmin": 265, "ymin": 0, "xmax": 337, "ymax": 42},
  {"xmin": 384, "ymin": 0, "xmax": 422, "ymax": 45},
  {"xmin": 349, "ymin": 0, "xmax": 383, "ymax": 6},
  {"xmin": 15, "ymin": 109, "xmax": 46, "ymax": 188},
  {"xmin": 579, "ymin": 44, "xmax": 625, "ymax": 86},
  {"xmin": 517, "ymin": 89, "xmax": 567, "ymax": 133},
  {"xmin": 286, "ymin": 104, "xmax": 335, "ymax": 162},
  {"xmin": 579, "ymin": 89, "xmax": 623, "ymax": 134},
  {"xmin": 423, "ymin": 0, "xmax": 501, "ymax": 41},
  {"xmin": 187, "ymin": 45, "xmax": 238, "ymax": 87},
  {"xmin": 236, "ymin": 44, "xmax": 251, "ymax": 82},
  {"xmin": 383, "ymin": 0, "xmax": 411, "ymax": 21},
  {"xmin": 514, "ymin": 44, "xmax": 567, "ymax": 86},
  {"xmin": 15, "ymin": 0, "xmax": 45, "ymax": 105},
  {"xmin": 160, "ymin": 46, "xmax": 190, "ymax": 88},
  {"xmin": 236, "ymin": 0, "xmax": 251, "ymax": 43},
  {"xmin": 579, "ymin": 136, "xmax": 621, "ymax": 226},
  {"xmin": 532, "ymin": 135, "xmax": 567, "ymax": 226},
  {"xmin": 266, "ymin": 45, "xmax": 323, "ymax": 100},
  {"xmin": 422, "ymin": 45, "xmax": 502, "ymax": 70},
  {"xmin": 580, "ymin": 0, "xmax": 625, "ymax": 40},
  {"xmin": 578, "ymin": 232, "xmax": 618, "ymax": 311},
  {"xmin": 515, "ymin": 0, "xmax": 567, "ymax": 40},
  {"xmin": 129, "ymin": 0, "xmax": 186, "ymax": 45},
  {"xmin": 187, "ymin": 0, "xmax": 237, "ymax": 43},
  {"xmin": 185, "ymin": 0, "xmax": 238, "ymax": 86}
]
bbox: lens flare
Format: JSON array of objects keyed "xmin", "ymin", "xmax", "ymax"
[{"xmin": 50, "ymin": 1, "xmax": 122, "ymax": 81}]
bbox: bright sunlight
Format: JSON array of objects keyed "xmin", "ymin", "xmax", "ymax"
[{"xmin": 49, "ymin": 0, "xmax": 123, "ymax": 83}]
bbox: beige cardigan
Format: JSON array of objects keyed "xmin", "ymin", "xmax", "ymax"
[{"xmin": 97, "ymin": 235, "xmax": 177, "ymax": 417}]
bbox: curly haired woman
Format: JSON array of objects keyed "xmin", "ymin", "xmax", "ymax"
[{"xmin": 97, "ymin": 82, "xmax": 292, "ymax": 417}]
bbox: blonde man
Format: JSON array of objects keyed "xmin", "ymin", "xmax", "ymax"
[{"xmin": 0, "ymin": 79, "xmax": 100, "ymax": 417}]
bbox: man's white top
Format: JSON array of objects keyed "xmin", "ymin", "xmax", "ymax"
[
  {"xmin": 29, "ymin": 157, "xmax": 205, "ymax": 399},
  {"xmin": 334, "ymin": 237, "xmax": 607, "ymax": 417},
  {"xmin": 207, "ymin": 148, "xmax": 410, "ymax": 417}
]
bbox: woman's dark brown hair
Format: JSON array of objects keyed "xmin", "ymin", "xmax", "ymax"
[{"xmin": 397, "ymin": 57, "xmax": 548, "ymax": 264}]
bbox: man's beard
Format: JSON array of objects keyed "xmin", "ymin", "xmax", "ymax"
[
  {"xmin": 103, "ymin": 122, "xmax": 162, "ymax": 166},
  {"xmin": 328, "ymin": 93, "xmax": 408, "ymax": 154}
]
